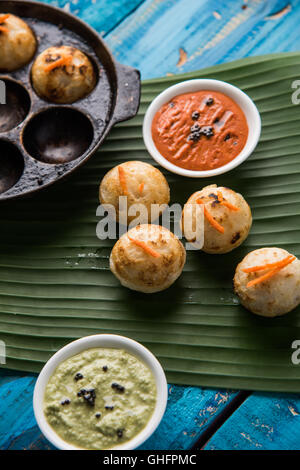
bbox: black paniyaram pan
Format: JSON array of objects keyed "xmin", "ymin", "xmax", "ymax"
[{"xmin": 0, "ymin": 0, "xmax": 141, "ymax": 200}]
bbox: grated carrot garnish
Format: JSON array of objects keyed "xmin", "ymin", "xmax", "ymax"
[
  {"xmin": 243, "ymin": 255, "xmax": 295, "ymax": 273},
  {"xmin": 197, "ymin": 199, "xmax": 225, "ymax": 234},
  {"xmin": 247, "ymin": 267, "xmax": 280, "ymax": 288},
  {"xmin": 217, "ymin": 191, "xmax": 239, "ymax": 211},
  {"xmin": 128, "ymin": 235, "xmax": 161, "ymax": 258},
  {"xmin": 217, "ymin": 191, "xmax": 224, "ymax": 202},
  {"xmin": 118, "ymin": 166, "xmax": 128, "ymax": 196},
  {"xmin": 44, "ymin": 55, "xmax": 72, "ymax": 72},
  {"xmin": 138, "ymin": 182, "xmax": 144, "ymax": 194},
  {"xmin": 222, "ymin": 200, "xmax": 239, "ymax": 211},
  {"xmin": 246, "ymin": 255, "xmax": 296, "ymax": 288},
  {"xmin": 0, "ymin": 14, "xmax": 10, "ymax": 23}
]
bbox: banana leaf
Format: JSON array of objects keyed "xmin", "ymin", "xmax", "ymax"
[{"xmin": 1, "ymin": 52, "xmax": 300, "ymax": 392}]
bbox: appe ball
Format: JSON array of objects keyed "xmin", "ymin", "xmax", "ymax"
[
  {"xmin": 99, "ymin": 161, "xmax": 170, "ymax": 224},
  {"xmin": 110, "ymin": 224, "xmax": 186, "ymax": 293},
  {"xmin": 0, "ymin": 14, "xmax": 37, "ymax": 71},
  {"xmin": 234, "ymin": 247, "xmax": 300, "ymax": 317},
  {"xmin": 181, "ymin": 184, "xmax": 252, "ymax": 254},
  {"xmin": 31, "ymin": 45, "xmax": 97, "ymax": 103}
]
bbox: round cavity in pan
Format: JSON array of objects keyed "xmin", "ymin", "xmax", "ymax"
[
  {"xmin": 0, "ymin": 141, "xmax": 24, "ymax": 194},
  {"xmin": 23, "ymin": 107, "xmax": 94, "ymax": 164},
  {"xmin": 0, "ymin": 78, "xmax": 31, "ymax": 132}
]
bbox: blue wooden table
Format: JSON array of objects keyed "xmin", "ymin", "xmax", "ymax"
[{"xmin": 1, "ymin": 0, "xmax": 300, "ymax": 450}]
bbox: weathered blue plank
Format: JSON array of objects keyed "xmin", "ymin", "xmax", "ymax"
[
  {"xmin": 39, "ymin": 0, "xmax": 144, "ymax": 35},
  {"xmin": 105, "ymin": 0, "xmax": 297, "ymax": 79},
  {"xmin": 203, "ymin": 392, "xmax": 300, "ymax": 450},
  {"xmin": 0, "ymin": 369, "xmax": 26, "ymax": 387},
  {"xmin": 0, "ymin": 377, "xmax": 37, "ymax": 450},
  {"xmin": 140, "ymin": 387, "xmax": 236, "ymax": 450},
  {"xmin": 0, "ymin": 372, "xmax": 237, "ymax": 450}
]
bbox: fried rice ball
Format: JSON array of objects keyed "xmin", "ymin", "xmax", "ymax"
[
  {"xmin": 99, "ymin": 161, "xmax": 170, "ymax": 224},
  {"xmin": 0, "ymin": 13, "xmax": 36, "ymax": 71},
  {"xmin": 31, "ymin": 45, "xmax": 96, "ymax": 103},
  {"xmin": 234, "ymin": 247, "xmax": 300, "ymax": 317},
  {"xmin": 181, "ymin": 184, "xmax": 252, "ymax": 254},
  {"xmin": 110, "ymin": 224, "xmax": 186, "ymax": 293}
]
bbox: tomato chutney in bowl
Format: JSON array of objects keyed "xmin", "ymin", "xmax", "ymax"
[{"xmin": 143, "ymin": 79, "xmax": 261, "ymax": 178}]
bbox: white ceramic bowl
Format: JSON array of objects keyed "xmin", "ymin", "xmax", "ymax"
[
  {"xmin": 33, "ymin": 334, "xmax": 168, "ymax": 450},
  {"xmin": 143, "ymin": 79, "xmax": 261, "ymax": 178}
]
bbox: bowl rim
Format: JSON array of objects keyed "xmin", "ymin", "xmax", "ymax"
[
  {"xmin": 143, "ymin": 78, "xmax": 261, "ymax": 178},
  {"xmin": 33, "ymin": 334, "xmax": 168, "ymax": 450}
]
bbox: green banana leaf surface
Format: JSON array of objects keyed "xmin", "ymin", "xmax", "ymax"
[{"xmin": 1, "ymin": 52, "xmax": 300, "ymax": 392}]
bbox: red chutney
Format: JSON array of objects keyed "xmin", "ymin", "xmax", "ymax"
[{"xmin": 151, "ymin": 90, "xmax": 248, "ymax": 171}]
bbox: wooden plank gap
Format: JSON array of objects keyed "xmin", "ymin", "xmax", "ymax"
[
  {"xmin": 103, "ymin": 0, "xmax": 147, "ymax": 38},
  {"xmin": 191, "ymin": 390, "xmax": 252, "ymax": 450}
]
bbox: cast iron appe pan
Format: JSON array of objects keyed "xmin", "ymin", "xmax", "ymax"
[{"xmin": 0, "ymin": 0, "xmax": 141, "ymax": 200}]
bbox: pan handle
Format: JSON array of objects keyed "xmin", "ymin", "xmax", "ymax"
[{"xmin": 111, "ymin": 62, "xmax": 141, "ymax": 125}]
